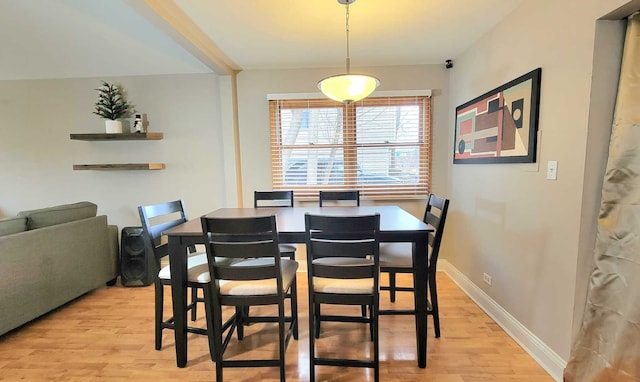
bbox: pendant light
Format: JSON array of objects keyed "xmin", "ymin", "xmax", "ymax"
[{"xmin": 318, "ymin": 0, "xmax": 380, "ymax": 104}]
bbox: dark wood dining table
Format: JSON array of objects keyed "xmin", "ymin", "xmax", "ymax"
[{"xmin": 165, "ymin": 205, "xmax": 433, "ymax": 368}]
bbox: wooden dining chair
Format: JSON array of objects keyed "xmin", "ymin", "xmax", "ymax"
[
  {"xmin": 319, "ymin": 190, "xmax": 360, "ymax": 206},
  {"xmin": 254, "ymin": 190, "xmax": 297, "ymax": 259},
  {"xmin": 379, "ymin": 193, "xmax": 450, "ymax": 338},
  {"xmin": 319, "ymin": 190, "xmax": 367, "ymax": 317},
  {"xmin": 201, "ymin": 214, "xmax": 299, "ymax": 382},
  {"xmin": 138, "ymin": 200, "xmax": 211, "ymax": 351},
  {"xmin": 305, "ymin": 213, "xmax": 381, "ymax": 382}
]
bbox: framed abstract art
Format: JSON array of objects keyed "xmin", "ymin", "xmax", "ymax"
[{"xmin": 453, "ymin": 68, "xmax": 541, "ymax": 164}]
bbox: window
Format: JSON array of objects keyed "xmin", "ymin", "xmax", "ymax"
[{"xmin": 269, "ymin": 95, "xmax": 431, "ymax": 200}]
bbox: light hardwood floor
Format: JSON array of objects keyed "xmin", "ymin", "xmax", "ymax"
[{"xmin": 0, "ymin": 272, "xmax": 552, "ymax": 381}]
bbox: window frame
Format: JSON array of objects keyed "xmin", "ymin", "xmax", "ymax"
[{"xmin": 269, "ymin": 95, "xmax": 432, "ymax": 200}]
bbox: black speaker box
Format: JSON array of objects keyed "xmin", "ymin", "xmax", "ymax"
[{"xmin": 120, "ymin": 227, "xmax": 155, "ymax": 287}]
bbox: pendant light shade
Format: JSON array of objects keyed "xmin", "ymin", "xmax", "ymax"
[
  {"xmin": 318, "ymin": 74, "xmax": 380, "ymax": 103},
  {"xmin": 318, "ymin": 0, "xmax": 379, "ymax": 103}
]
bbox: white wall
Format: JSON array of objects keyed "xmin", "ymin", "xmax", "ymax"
[
  {"xmin": 446, "ymin": 0, "xmax": 634, "ymax": 367},
  {"xmin": 234, "ymin": 64, "xmax": 451, "ymax": 215},
  {"xmin": 0, "ymin": 74, "xmax": 228, "ymax": 229}
]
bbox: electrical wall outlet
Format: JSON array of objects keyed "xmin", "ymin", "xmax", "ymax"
[{"xmin": 483, "ymin": 272, "xmax": 492, "ymax": 286}]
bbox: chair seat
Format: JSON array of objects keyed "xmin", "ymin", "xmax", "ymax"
[
  {"xmin": 312, "ymin": 257, "xmax": 374, "ymax": 294},
  {"xmin": 379, "ymin": 243, "xmax": 432, "ymax": 268},
  {"xmin": 219, "ymin": 258, "xmax": 299, "ymax": 296},
  {"xmin": 313, "ymin": 276, "xmax": 373, "ymax": 294},
  {"xmin": 278, "ymin": 243, "xmax": 297, "ymax": 253},
  {"xmin": 379, "ymin": 243, "xmax": 412, "ymax": 268},
  {"xmin": 313, "ymin": 257, "xmax": 374, "ymax": 266},
  {"xmin": 158, "ymin": 253, "xmax": 235, "ymax": 283}
]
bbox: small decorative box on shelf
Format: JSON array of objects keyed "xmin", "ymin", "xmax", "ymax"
[
  {"xmin": 72, "ymin": 163, "xmax": 166, "ymax": 171},
  {"xmin": 70, "ymin": 133, "xmax": 163, "ymax": 141}
]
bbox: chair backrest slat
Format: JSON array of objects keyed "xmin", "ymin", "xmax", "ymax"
[
  {"xmin": 319, "ymin": 190, "xmax": 360, "ymax": 207},
  {"xmin": 138, "ymin": 200, "xmax": 188, "ymax": 261},
  {"xmin": 209, "ymin": 239, "xmax": 277, "ymax": 259},
  {"xmin": 214, "ymin": 263, "xmax": 279, "ymax": 281},
  {"xmin": 313, "ymin": 263, "xmax": 375, "ymax": 279},
  {"xmin": 309, "ymin": 240, "xmax": 376, "ymax": 258},
  {"xmin": 423, "ymin": 194, "xmax": 450, "ymax": 272},
  {"xmin": 206, "ymin": 214, "xmax": 275, "ymax": 235},
  {"xmin": 145, "ymin": 219, "xmax": 185, "ymax": 245},
  {"xmin": 254, "ymin": 190, "xmax": 294, "ymax": 208}
]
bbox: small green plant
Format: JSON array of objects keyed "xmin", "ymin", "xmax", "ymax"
[{"xmin": 93, "ymin": 81, "xmax": 133, "ymax": 120}]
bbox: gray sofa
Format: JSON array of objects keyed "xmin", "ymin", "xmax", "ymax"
[{"xmin": 0, "ymin": 201, "xmax": 119, "ymax": 336}]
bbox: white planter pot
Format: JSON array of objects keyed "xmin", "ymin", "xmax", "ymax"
[{"xmin": 105, "ymin": 120, "xmax": 123, "ymax": 134}]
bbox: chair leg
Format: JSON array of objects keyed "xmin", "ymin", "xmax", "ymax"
[
  {"xmin": 373, "ymin": 302, "xmax": 380, "ymax": 382},
  {"xmin": 428, "ymin": 271, "xmax": 440, "ymax": 338},
  {"xmin": 216, "ymin": 363, "xmax": 223, "ymax": 382},
  {"xmin": 155, "ymin": 280, "xmax": 164, "ymax": 351},
  {"xmin": 235, "ymin": 306, "xmax": 245, "ymax": 340},
  {"xmin": 206, "ymin": 290, "xmax": 225, "ymax": 382},
  {"xmin": 363, "ymin": 303, "xmax": 371, "ymax": 341},
  {"xmin": 214, "ymin": 306, "xmax": 224, "ymax": 382},
  {"xmin": 308, "ymin": 298, "xmax": 316, "ymax": 382},
  {"xmin": 314, "ymin": 304, "xmax": 321, "ymax": 339},
  {"xmin": 190, "ymin": 287, "xmax": 198, "ymax": 321},
  {"xmin": 370, "ymin": 307, "xmax": 374, "ymax": 341},
  {"xmin": 389, "ymin": 271, "xmax": 397, "ymax": 302},
  {"xmin": 202, "ymin": 286, "xmax": 216, "ymax": 361},
  {"xmin": 278, "ymin": 300, "xmax": 287, "ymax": 382},
  {"xmin": 290, "ymin": 277, "xmax": 299, "ymax": 340}
]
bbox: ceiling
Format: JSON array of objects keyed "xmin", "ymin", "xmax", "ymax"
[{"xmin": 0, "ymin": 0, "xmax": 524, "ymax": 80}]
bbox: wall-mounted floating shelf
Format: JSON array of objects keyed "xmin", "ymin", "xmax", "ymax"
[
  {"xmin": 70, "ymin": 132, "xmax": 163, "ymax": 141},
  {"xmin": 73, "ymin": 163, "xmax": 166, "ymax": 171},
  {"xmin": 70, "ymin": 132, "xmax": 165, "ymax": 170}
]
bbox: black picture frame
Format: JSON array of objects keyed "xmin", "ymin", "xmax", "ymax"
[{"xmin": 453, "ymin": 68, "xmax": 541, "ymax": 164}]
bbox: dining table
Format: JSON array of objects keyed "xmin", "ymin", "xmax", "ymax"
[{"xmin": 165, "ymin": 205, "xmax": 433, "ymax": 368}]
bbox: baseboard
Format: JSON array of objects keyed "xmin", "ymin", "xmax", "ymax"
[{"xmin": 439, "ymin": 260, "xmax": 566, "ymax": 382}]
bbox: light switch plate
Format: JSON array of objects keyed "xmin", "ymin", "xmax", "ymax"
[{"xmin": 546, "ymin": 160, "xmax": 558, "ymax": 180}]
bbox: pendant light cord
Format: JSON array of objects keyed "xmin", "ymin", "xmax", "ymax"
[
  {"xmin": 317, "ymin": 0, "xmax": 379, "ymax": 103},
  {"xmin": 345, "ymin": 2, "xmax": 351, "ymax": 73}
]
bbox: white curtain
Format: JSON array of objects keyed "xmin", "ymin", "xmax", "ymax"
[{"xmin": 564, "ymin": 12, "xmax": 640, "ymax": 382}]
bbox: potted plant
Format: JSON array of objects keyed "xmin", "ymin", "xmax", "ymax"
[{"xmin": 93, "ymin": 81, "xmax": 134, "ymax": 133}]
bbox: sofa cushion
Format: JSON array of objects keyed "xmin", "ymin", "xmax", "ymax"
[
  {"xmin": 18, "ymin": 202, "xmax": 98, "ymax": 230},
  {"xmin": 0, "ymin": 216, "xmax": 28, "ymax": 237}
]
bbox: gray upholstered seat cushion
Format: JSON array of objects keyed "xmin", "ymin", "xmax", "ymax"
[
  {"xmin": 158, "ymin": 253, "xmax": 240, "ymax": 283},
  {"xmin": 379, "ymin": 242, "xmax": 432, "ymax": 268},
  {"xmin": 312, "ymin": 257, "xmax": 374, "ymax": 294},
  {"xmin": 18, "ymin": 201, "xmax": 97, "ymax": 230},
  {"xmin": 379, "ymin": 243, "xmax": 413, "ymax": 268},
  {"xmin": 159, "ymin": 252, "xmax": 210, "ymax": 283},
  {"xmin": 0, "ymin": 216, "xmax": 28, "ymax": 237},
  {"xmin": 278, "ymin": 244, "xmax": 297, "ymax": 253},
  {"xmin": 219, "ymin": 258, "xmax": 299, "ymax": 296}
]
